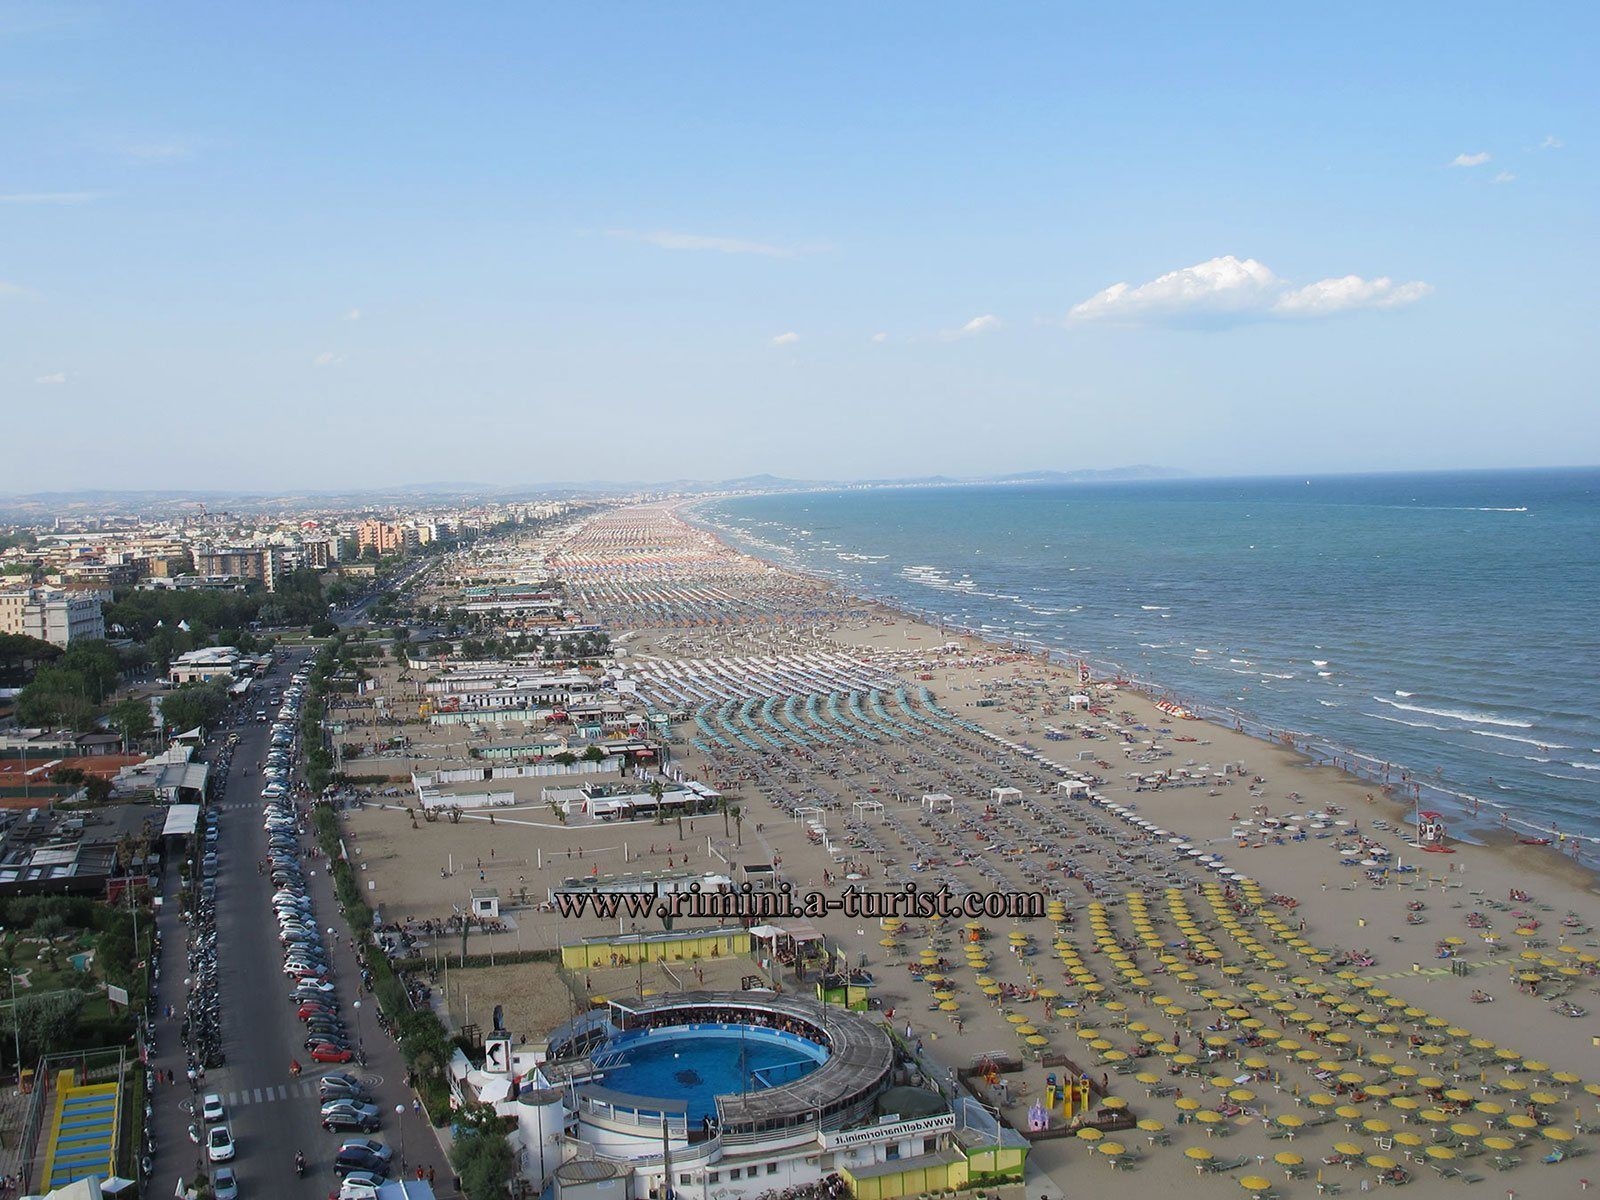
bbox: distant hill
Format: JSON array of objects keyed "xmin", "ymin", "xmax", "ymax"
[{"xmin": 0, "ymin": 465, "xmax": 1187, "ymax": 521}]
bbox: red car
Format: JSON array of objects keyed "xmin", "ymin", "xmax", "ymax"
[
  {"xmin": 309, "ymin": 1042, "xmax": 356, "ymax": 1064},
  {"xmin": 299, "ymin": 1004, "xmax": 338, "ymax": 1021}
]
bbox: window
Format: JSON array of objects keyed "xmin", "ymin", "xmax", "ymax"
[
  {"xmin": 729, "ymin": 1169, "xmax": 741, "ymax": 1180},
  {"xmin": 679, "ymin": 1175, "xmax": 691, "ymax": 1186},
  {"xmin": 923, "ymin": 1138, "xmax": 938, "ymax": 1154},
  {"xmin": 885, "ymin": 1144, "xmax": 900, "ymax": 1161},
  {"xmin": 708, "ymin": 1173, "xmax": 719, "ymax": 1184},
  {"xmin": 767, "ymin": 1164, "xmax": 779, "ymax": 1175}
]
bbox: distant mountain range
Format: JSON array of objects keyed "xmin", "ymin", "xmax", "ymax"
[{"xmin": 0, "ymin": 466, "xmax": 1186, "ymax": 522}]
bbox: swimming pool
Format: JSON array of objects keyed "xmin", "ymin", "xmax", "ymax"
[{"xmin": 595, "ymin": 1024, "xmax": 828, "ymax": 1124}]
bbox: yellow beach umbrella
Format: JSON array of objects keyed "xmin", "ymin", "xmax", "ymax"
[
  {"xmin": 1274, "ymin": 1151, "xmax": 1304, "ymax": 1166},
  {"xmin": 1483, "ymin": 1136, "xmax": 1515, "ymax": 1152},
  {"xmin": 1097, "ymin": 1142, "xmax": 1126, "ymax": 1158},
  {"xmin": 1425, "ymin": 1145, "xmax": 1457, "ymax": 1161},
  {"xmin": 1138, "ymin": 1118, "xmax": 1164, "ymax": 1132},
  {"xmin": 1335, "ymin": 1105, "xmax": 1363, "ymax": 1121},
  {"xmin": 1076, "ymin": 1126, "xmax": 1104, "ymax": 1142},
  {"xmin": 1366, "ymin": 1155, "xmax": 1397, "ymax": 1170},
  {"xmin": 1185, "ymin": 1146, "xmax": 1214, "ymax": 1162},
  {"xmin": 1474, "ymin": 1101, "xmax": 1505, "ymax": 1116},
  {"xmin": 1543, "ymin": 1126, "xmax": 1574, "ymax": 1143},
  {"xmin": 1238, "ymin": 1177, "xmax": 1274, "ymax": 1194},
  {"xmin": 1363, "ymin": 1118, "xmax": 1392, "ymax": 1134}
]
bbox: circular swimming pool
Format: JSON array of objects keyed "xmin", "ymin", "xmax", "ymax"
[{"xmin": 597, "ymin": 1024, "xmax": 828, "ymax": 1124}]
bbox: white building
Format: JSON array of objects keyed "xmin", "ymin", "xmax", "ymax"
[
  {"xmin": 0, "ymin": 586, "xmax": 105, "ymax": 646},
  {"xmin": 168, "ymin": 646, "xmax": 244, "ymax": 685}
]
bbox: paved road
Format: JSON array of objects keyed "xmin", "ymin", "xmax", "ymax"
[{"xmin": 148, "ymin": 648, "xmax": 455, "ymax": 1198}]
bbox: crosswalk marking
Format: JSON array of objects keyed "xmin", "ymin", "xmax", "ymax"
[{"xmin": 223, "ymin": 1080, "xmax": 318, "ymax": 1108}]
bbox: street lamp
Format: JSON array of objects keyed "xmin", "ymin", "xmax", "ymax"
[
  {"xmin": 353, "ymin": 999, "xmax": 363, "ymax": 1056},
  {"xmin": 396, "ymin": 1103, "xmax": 407, "ymax": 1171}
]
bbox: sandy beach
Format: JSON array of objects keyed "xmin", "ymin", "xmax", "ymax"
[{"xmin": 330, "ymin": 503, "xmax": 1600, "ymax": 1200}]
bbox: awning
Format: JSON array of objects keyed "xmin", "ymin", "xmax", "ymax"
[{"xmin": 162, "ymin": 804, "xmax": 200, "ymax": 837}]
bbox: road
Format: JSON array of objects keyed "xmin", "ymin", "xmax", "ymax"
[{"xmin": 148, "ymin": 646, "xmax": 455, "ymax": 1198}]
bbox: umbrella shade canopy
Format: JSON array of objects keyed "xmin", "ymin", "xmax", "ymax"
[
  {"xmin": 1185, "ymin": 1147, "xmax": 1215, "ymax": 1161},
  {"xmin": 1474, "ymin": 1102, "xmax": 1505, "ymax": 1115},
  {"xmin": 1238, "ymin": 1177, "xmax": 1274, "ymax": 1192},
  {"xmin": 1363, "ymin": 1119, "xmax": 1392, "ymax": 1134},
  {"xmin": 1274, "ymin": 1152, "xmax": 1304, "ymax": 1166},
  {"xmin": 1425, "ymin": 1145, "xmax": 1457, "ymax": 1160},
  {"xmin": 1334, "ymin": 1142, "xmax": 1364, "ymax": 1157},
  {"xmin": 1483, "ymin": 1136, "xmax": 1516, "ymax": 1151},
  {"xmin": 1097, "ymin": 1143, "xmax": 1126, "ymax": 1157},
  {"xmin": 1335, "ymin": 1106, "xmax": 1363, "ymax": 1120},
  {"xmin": 1076, "ymin": 1127, "xmax": 1104, "ymax": 1141},
  {"xmin": 1450, "ymin": 1122, "xmax": 1481, "ymax": 1138},
  {"xmin": 1366, "ymin": 1155, "xmax": 1397, "ymax": 1170},
  {"xmin": 1543, "ymin": 1127, "xmax": 1575, "ymax": 1142},
  {"xmin": 1276, "ymin": 1114, "xmax": 1304, "ymax": 1128},
  {"xmin": 1137, "ymin": 1118, "xmax": 1165, "ymax": 1132}
]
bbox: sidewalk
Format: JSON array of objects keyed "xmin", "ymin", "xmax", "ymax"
[{"xmin": 309, "ymin": 838, "xmax": 460, "ymax": 1196}]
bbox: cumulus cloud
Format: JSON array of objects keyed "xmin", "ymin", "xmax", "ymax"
[
  {"xmin": 870, "ymin": 331, "xmax": 888, "ymax": 344},
  {"xmin": 1272, "ymin": 275, "xmax": 1433, "ymax": 316},
  {"xmin": 1065, "ymin": 255, "xmax": 1430, "ymax": 327},
  {"xmin": 312, "ymin": 351, "xmax": 342, "ymax": 367},
  {"xmin": 770, "ymin": 331, "xmax": 800, "ymax": 347},
  {"xmin": 0, "ymin": 191, "xmax": 97, "ymax": 205},
  {"xmin": 1493, "ymin": 171, "xmax": 1516, "ymax": 184},
  {"xmin": 34, "ymin": 372, "xmax": 67, "ymax": 385},
  {"xmin": 607, "ymin": 229, "xmax": 818, "ymax": 258},
  {"xmin": 343, "ymin": 307, "xmax": 361, "ymax": 321},
  {"xmin": 1540, "ymin": 135, "xmax": 1564, "ymax": 150},
  {"xmin": 0, "ymin": 281, "xmax": 24, "ymax": 299},
  {"xmin": 941, "ymin": 314, "xmax": 1002, "ymax": 341},
  {"xmin": 1450, "ymin": 151, "xmax": 1491, "ymax": 168}
]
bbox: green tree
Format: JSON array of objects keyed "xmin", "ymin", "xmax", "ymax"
[
  {"xmin": 157, "ymin": 679, "xmax": 229, "ymax": 734},
  {"xmin": 108, "ymin": 697, "xmax": 154, "ymax": 748},
  {"xmin": 12, "ymin": 989, "xmax": 84, "ymax": 1059},
  {"xmin": 449, "ymin": 1126, "xmax": 516, "ymax": 1200},
  {"xmin": 0, "ymin": 632, "xmax": 60, "ymax": 687}
]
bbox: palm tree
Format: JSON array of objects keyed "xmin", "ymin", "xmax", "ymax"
[
  {"xmin": 731, "ymin": 805, "xmax": 744, "ymax": 848},
  {"xmin": 720, "ymin": 797, "xmax": 730, "ymax": 840},
  {"xmin": 649, "ymin": 779, "xmax": 665, "ymax": 827}
]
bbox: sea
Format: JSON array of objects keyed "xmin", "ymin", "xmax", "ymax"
[{"xmin": 696, "ymin": 468, "xmax": 1600, "ymax": 844}]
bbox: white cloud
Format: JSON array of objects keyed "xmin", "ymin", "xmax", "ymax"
[
  {"xmin": 1493, "ymin": 171, "xmax": 1516, "ymax": 184},
  {"xmin": 1540, "ymin": 135, "xmax": 1564, "ymax": 150},
  {"xmin": 1068, "ymin": 256, "xmax": 1280, "ymax": 323},
  {"xmin": 769, "ymin": 332, "xmax": 800, "ymax": 347},
  {"xmin": 942, "ymin": 314, "xmax": 1001, "ymax": 340},
  {"xmin": 0, "ymin": 281, "xmax": 24, "ymax": 298},
  {"xmin": 870, "ymin": 331, "xmax": 888, "ymax": 344},
  {"xmin": 344, "ymin": 308, "xmax": 361, "ymax": 321},
  {"xmin": 607, "ymin": 229, "xmax": 818, "ymax": 258},
  {"xmin": 1272, "ymin": 275, "xmax": 1433, "ymax": 316},
  {"xmin": 1066, "ymin": 255, "xmax": 1430, "ymax": 327},
  {"xmin": 34, "ymin": 372, "xmax": 67, "ymax": 385},
  {"xmin": 1450, "ymin": 151, "xmax": 1491, "ymax": 168},
  {"xmin": 0, "ymin": 191, "xmax": 97, "ymax": 205},
  {"xmin": 312, "ymin": 351, "xmax": 342, "ymax": 367},
  {"xmin": 120, "ymin": 140, "xmax": 194, "ymax": 163}
]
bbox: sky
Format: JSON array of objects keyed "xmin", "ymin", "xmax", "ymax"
[{"xmin": 2, "ymin": 3, "xmax": 1596, "ymax": 492}]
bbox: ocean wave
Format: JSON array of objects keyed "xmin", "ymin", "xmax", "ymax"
[
  {"xmin": 1395, "ymin": 691, "xmax": 1414, "ymax": 697},
  {"xmin": 1366, "ymin": 713, "xmax": 1458, "ymax": 732},
  {"xmin": 1372, "ymin": 696, "xmax": 1533, "ymax": 728},
  {"xmin": 1477, "ymin": 507, "xmax": 1529, "ymax": 512},
  {"xmin": 1318, "ymin": 700, "xmax": 1339, "ymax": 708},
  {"xmin": 1141, "ymin": 605, "xmax": 1169, "ymax": 611},
  {"xmin": 1569, "ymin": 761, "xmax": 1600, "ymax": 772},
  {"xmin": 1471, "ymin": 730, "xmax": 1572, "ymax": 749},
  {"xmin": 1312, "ymin": 660, "xmax": 1329, "ymax": 667}
]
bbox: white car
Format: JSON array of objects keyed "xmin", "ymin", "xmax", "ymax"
[
  {"xmin": 213, "ymin": 1165, "xmax": 239, "ymax": 1200},
  {"xmin": 207, "ymin": 1124, "xmax": 236, "ymax": 1162},
  {"xmin": 202, "ymin": 1092, "xmax": 226, "ymax": 1123}
]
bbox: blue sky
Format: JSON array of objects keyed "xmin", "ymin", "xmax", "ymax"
[{"xmin": 3, "ymin": 3, "xmax": 1595, "ymax": 491}]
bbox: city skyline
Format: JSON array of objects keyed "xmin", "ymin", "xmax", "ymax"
[{"xmin": 3, "ymin": 4, "xmax": 1595, "ymax": 490}]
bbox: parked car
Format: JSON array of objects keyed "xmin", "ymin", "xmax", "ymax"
[
  {"xmin": 202, "ymin": 1093, "xmax": 226, "ymax": 1123},
  {"xmin": 207, "ymin": 1124, "xmax": 236, "ymax": 1162}
]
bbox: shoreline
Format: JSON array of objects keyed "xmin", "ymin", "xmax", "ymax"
[
  {"xmin": 682, "ymin": 495, "xmax": 1600, "ymax": 860},
  {"xmin": 677, "ymin": 496, "xmax": 1600, "ymax": 896}
]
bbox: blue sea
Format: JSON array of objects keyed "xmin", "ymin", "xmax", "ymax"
[{"xmin": 697, "ymin": 469, "xmax": 1600, "ymax": 842}]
